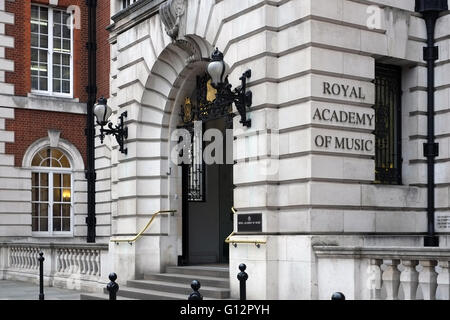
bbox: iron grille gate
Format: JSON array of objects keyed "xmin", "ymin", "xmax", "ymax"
[{"xmin": 374, "ymin": 64, "xmax": 402, "ymax": 185}]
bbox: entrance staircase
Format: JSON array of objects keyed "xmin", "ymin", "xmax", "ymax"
[{"xmin": 80, "ymin": 265, "xmax": 230, "ymax": 300}]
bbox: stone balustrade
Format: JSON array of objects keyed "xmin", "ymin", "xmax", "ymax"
[
  {"xmin": 314, "ymin": 246, "xmax": 450, "ymax": 300},
  {"xmin": 0, "ymin": 242, "xmax": 109, "ymax": 292}
]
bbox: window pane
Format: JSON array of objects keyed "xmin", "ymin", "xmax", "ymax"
[
  {"xmin": 63, "ymin": 174, "xmax": 71, "ymax": 187},
  {"xmin": 32, "ymin": 203, "xmax": 39, "ymax": 216},
  {"xmin": 40, "ymin": 218, "xmax": 48, "ymax": 232},
  {"xmin": 53, "ymin": 53, "xmax": 61, "ymax": 65},
  {"xmin": 32, "ymin": 188, "xmax": 39, "ymax": 202},
  {"xmin": 62, "ymin": 218, "xmax": 70, "ymax": 231},
  {"xmin": 40, "ymin": 173, "xmax": 48, "ymax": 187},
  {"xmin": 39, "ymin": 149, "xmax": 51, "ymax": 159},
  {"xmin": 62, "ymin": 189, "xmax": 71, "ymax": 202},
  {"xmin": 53, "ymin": 188, "xmax": 61, "ymax": 202},
  {"xmin": 31, "ymin": 33, "xmax": 38, "ymax": 47},
  {"xmin": 53, "ymin": 66, "xmax": 61, "ymax": 79},
  {"xmin": 54, "ymin": 24, "xmax": 61, "ymax": 37},
  {"xmin": 31, "ymin": 6, "xmax": 39, "ymax": 19},
  {"xmin": 52, "ymin": 149, "xmax": 63, "ymax": 160},
  {"xmin": 53, "ymin": 173, "xmax": 61, "ymax": 188},
  {"xmin": 40, "ymin": 35, "xmax": 48, "ymax": 48},
  {"xmin": 31, "ymin": 76, "xmax": 39, "ymax": 90},
  {"xmin": 40, "ymin": 8, "xmax": 48, "ymax": 22},
  {"xmin": 40, "ymin": 24, "xmax": 48, "ymax": 36},
  {"xmin": 53, "ymin": 80, "xmax": 61, "ymax": 93},
  {"xmin": 40, "ymin": 203, "xmax": 48, "ymax": 217},
  {"xmin": 53, "ymin": 204, "xmax": 61, "ymax": 217},
  {"xmin": 53, "ymin": 217, "xmax": 61, "ymax": 232},
  {"xmin": 39, "ymin": 50, "xmax": 48, "ymax": 63},
  {"xmin": 62, "ymin": 81, "xmax": 70, "ymax": 94},
  {"xmin": 54, "ymin": 38, "xmax": 61, "ymax": 51},
  {"xmin": 62, "ymin": 67, "xmax": 70, "ymax": 79},
  {"xmin": 40, "ymin": 188, "xmax": 48, "ymax": 202},
  {"xmin": 62, "ymin": 204, "xmax": 70, "ymax": 217},
  {"xmin": 62, "ymin": 54, "xmax": 69, "ymax": 66},
  {"xmin": 63, "ymin": 40, "xmax": 70, "ymax": 51},
  {"xmin": 63, "ymin": 25, "xmax": 70, "ymax": 39},
  {"xmin": 32, "ymin": 217, "xmax": 39, "ymax": 232},
  {"xmin": 32, "ymin": 173, "xmax": 39, "ymax": 187},
  {"xmin": 54, "ymin": 11, "xmax": 61, "ymax": 24},
  {"xmin": 60, "ymin": 155, "xmax": 70, "ymax": 168},
  {"xmin": 41, "ymin": 158, "xmax": 50, "ymax": 167},
  {"xmin": 52, "ymin": 158, "xmax": 61, "ymax": 167},
  {"xmin": 39, "ymin": 77, "xmax": 48, "ymax": 91}
]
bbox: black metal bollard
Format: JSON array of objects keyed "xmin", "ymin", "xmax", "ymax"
[
  {"xmin": 106, "ymin": 273, "xmax": 119, "ymax": 300},
  {"xmin": 331, "ymin": 292, "xmax": 346, "ymax": 300},
  {"xmin": 237, "ymin": 263, "xmax": 248, "ymax": 301},
  {"xmin": 38, "ymin": 252, "xmax": 45, "ymax": 301},
  {"xmin": 188, "ymin": 280, "xmax": 203, "ymax": 300}
]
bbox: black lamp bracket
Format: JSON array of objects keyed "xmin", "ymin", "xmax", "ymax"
[
  {"xmin": 99, "ymin": 111, "xmax": 128, "ymax": 155},
  {"xmin": 214, "ymin": 69, "xmax": 252, "ymax": 128}
]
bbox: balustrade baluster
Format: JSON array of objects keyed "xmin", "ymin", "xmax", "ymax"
[
  {"xmin": 399, "ymin": 260, "xmax": 419, "ymax": 300},
  {"xmin": 417, "ymin": 260, "xmax": 438, "ymax": 300},
  {"xmin": 436, "ymin": 261, "xmax": 450, "ymax": 300},
  {"xmin": 382, "ymin": 259, "xmax": 401, "ymax": 300},
  {"xmin": 368, "ymin": 259, "xmax": 383, "ymax": 300}
]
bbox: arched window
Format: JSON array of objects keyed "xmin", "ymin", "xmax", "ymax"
[{"xmin": 31, "ymin": 148, "xmax": 72, "ymax": 234}]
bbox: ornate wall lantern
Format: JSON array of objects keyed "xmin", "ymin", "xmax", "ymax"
[
  {"xmin": 207, "ymin": 48, "xmax": 252, "ymax": 128},
  {"xmin": 94, "ymin": 97, "xmax": 128, "ymax": 155}
]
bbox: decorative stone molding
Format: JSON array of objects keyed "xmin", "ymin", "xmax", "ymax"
[
  {"xmin": 159, "ymin": 0, "xmax": 186, "ymax": 40},
  {"xmin": 48, "ymin": 129, "xmax": 61, "ymax": 148},
  {"xmin": 159, "ymin": 0, "xmax": 201, "ymax": 62}
]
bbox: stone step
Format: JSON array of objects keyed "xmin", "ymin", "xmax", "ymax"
[
  {"xmin": 127, "ymin": 279, "xmax": 230, "ymax": 299},
  {"xmin": 80, "ymin": 293, "xmax": 137, "ymax": 300},
  {"xmin": 165, "ymin": 265, "xmax": 229, "ymax": 278},
  {"xmin": 100, "ymin": 286, "xmax": 220, "ymax": 300},
  {"xmin": 144, "ymin": 273, "xmax": 230, "ymax": 288}
]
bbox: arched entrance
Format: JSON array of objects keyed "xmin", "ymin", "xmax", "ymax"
[{"xmin": 177, "ymin": 72, "xmax": 234, "ymax": 265}]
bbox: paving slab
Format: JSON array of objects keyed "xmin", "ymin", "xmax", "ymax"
[{"xmin": 0, "ymin": 280, "xmax": 85, "ymax": 300}]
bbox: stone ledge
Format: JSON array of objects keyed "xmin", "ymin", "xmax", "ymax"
[{"xmin": 313, "ymin": 245, "xmax": 450, "ymax": 259}]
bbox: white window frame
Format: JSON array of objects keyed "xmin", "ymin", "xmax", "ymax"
[
  {"xmin": 31, "ymin": 4, "xmax": 74, "ymax": 99},
  {"xmin": 121, "ymin": 0, "xmax": 139, "ymax": 10},
  {"xmin": 31, "ymin": 167, "xmax": 74, "ymax": 238}
]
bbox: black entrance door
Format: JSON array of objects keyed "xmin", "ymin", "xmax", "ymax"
[{"xmin": 181, "ymin": 118, "xmax": 233, "ymax": 264}]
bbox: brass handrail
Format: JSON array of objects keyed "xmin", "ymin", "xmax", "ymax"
[
  {"xmin": 110, "ymin": 210, "xmax": 177, "ymax": 244},
  {"xmin": 225, "ymin": 232, "xmax": 267, "ymax": 248},
  {"xmin": 225, "ymin": 207, "xmax": 266, "ymax": 248}
]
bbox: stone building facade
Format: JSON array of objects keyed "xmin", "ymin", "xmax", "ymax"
[
  {"xmin": 1, "ymin": 0, "xmax": 450, "ymax": 300},
  {"xmin": 102, "ymin": 0, "xmax": 450, "ymax": 300}
]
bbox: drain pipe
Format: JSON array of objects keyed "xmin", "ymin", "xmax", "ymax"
[
  {"xmin": 415, "ymin": 0, "xmax": 448, "ymax": 247},
  {"xmin": 86, "ymin": 0, "xmax": 98, "ymax": 243}
]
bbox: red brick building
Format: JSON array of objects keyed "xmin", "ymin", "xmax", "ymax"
[{"xmin": 0, "ymin": 0, "xmax": 110, "ymax": 241}]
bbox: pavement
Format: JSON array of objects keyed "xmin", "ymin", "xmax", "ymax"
[{"xmin": 0, "ymin": 280, "xmax": 83, "ymax": 300}]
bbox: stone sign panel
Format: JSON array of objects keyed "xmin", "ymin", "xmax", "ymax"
[
  {"xmin": 237, "ymin": 214, "xmax": 263, "ymax": 232},
  {"xmin": 436, "ymin": 214, "xmax": 450, "ymax": 232}
]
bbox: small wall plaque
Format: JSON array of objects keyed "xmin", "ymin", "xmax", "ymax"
[{"xmin": 237, "ymin": 214, "xmax": 262, "ymax": 232}]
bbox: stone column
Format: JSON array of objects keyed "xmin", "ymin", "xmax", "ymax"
[{"xmin": 382, "ymin": 259, "xmax": 400, "ymax": 300}]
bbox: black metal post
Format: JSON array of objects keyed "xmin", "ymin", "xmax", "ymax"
[
  {"xmin": 237, "ymin": 263, "xmax": 248, "ymax": 300},
  {"xmin": 331, "ymin": 292, "xmax": 345, "ymax": 300},
  {"xmin": 106, "ymin": 273, "xmax": 119, "ymax": 300},
  {"xmin": 85, "ymin": 0, "xmax": 98, "ymax": 243},
  {"xmin": 188, "ymin": 280, "xmax": 203, "ymax": 300},
  {"xmin": 38, "ymin": 252, "xmax": 44, "ymax": 301},
  {"xmin": 415, "ymin": 0, "xmax": 448, "ymax": 247}
]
